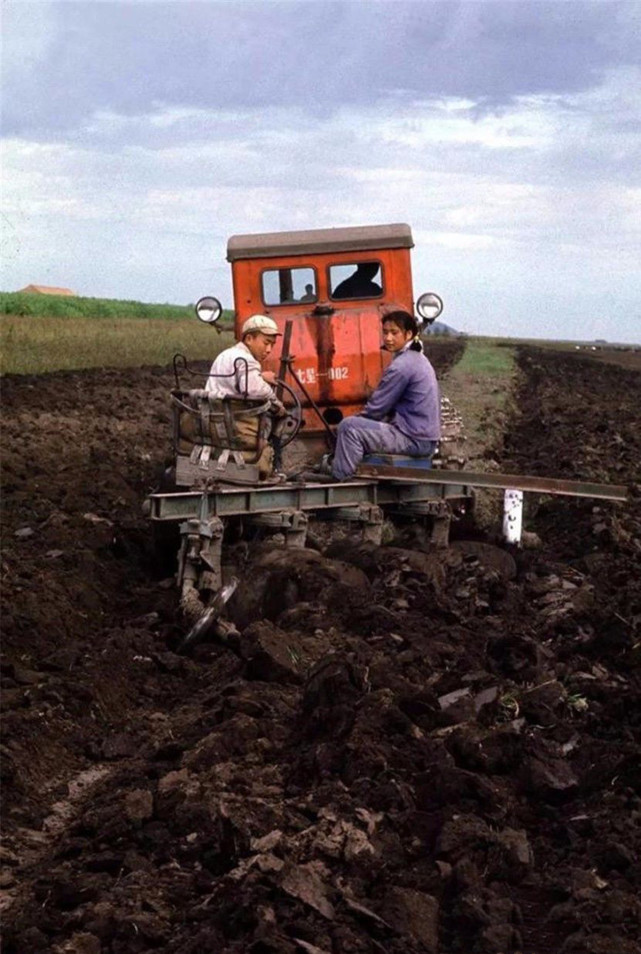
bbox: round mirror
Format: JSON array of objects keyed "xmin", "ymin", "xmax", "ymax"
[
  {"xmin": 416, "ymin": 292, "xmax": 444, "ymax": 323},
  {"xmin": 195, "ymin": 296, "xmax": 223, "ymax": 324}
]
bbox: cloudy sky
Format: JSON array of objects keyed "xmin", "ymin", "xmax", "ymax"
[{"xmin": 2, "ymin": 0, "xmax": 640, "ymax": 342}]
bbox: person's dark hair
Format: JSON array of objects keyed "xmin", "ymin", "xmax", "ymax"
[
  {"xmin": 382, "ymin": 310, "xmax": 423, "ymax": 352},
  {"xmin": 382, "ymin": 309, "xmax": 424, "ymax": 352}
]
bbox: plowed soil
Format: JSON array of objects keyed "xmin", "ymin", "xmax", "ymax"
[{"xmin": 1, "ymin": 342, "xmax": 640, "ymax": 954}]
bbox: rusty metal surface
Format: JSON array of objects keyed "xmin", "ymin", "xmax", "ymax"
[
  {"xmin": 356, "ymin": 465, "xmax": 629, "ymax": 501},
  {"xmin": 227, "ymin": 223, "xmax": 413, "ymax": 261}
]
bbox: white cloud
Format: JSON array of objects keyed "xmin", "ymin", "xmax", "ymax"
[
  {"xmin": 1, "ymin": 63, "xmax": 640, "ymax": 341},
  {"xmin": 430, "ymin": 232, "xmax": 496, "ymax": 251},
  {"xmin": 1, "ymin": 2, "xmax": 57, "ymax": 80}
]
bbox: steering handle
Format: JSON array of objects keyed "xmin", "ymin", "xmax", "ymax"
[{"xmin": 273, "ymin": 377, "xmax": 303, "ymax": 447}]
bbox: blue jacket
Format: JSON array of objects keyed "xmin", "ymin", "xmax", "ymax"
[{"xmin": 363, "ymin": 346, "xmax": 441, "ymax": 442}]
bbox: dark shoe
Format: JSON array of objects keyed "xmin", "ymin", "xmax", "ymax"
[{"xmin": 314, "ymin": 453, "xmax": 334, "ymax": 476}]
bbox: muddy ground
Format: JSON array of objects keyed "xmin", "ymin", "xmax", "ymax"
[{"xmin": 1, "ymin": 342, "xmax": 640, "ymax": 954}]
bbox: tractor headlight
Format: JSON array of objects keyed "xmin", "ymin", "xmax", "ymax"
[
  {"xmin": 195, "ymin": 296, "xmax": 223, "ymax": 324},
  {"xmin": 416, "ymin": 292, "xmax": 444, "ymax": 324}
]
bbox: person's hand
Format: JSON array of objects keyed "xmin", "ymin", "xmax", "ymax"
[
  {"xmin": 273, "ymin": 400, "xmax": 288, "ymax": 418},
  {"xmin": 261, "ymin": 371, "xmax": 277, "ymax": 385}
]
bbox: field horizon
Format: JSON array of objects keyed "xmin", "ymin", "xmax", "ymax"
[{"xmin": 2, "ymin": 291, "xmax": 639, "ymax": 377}]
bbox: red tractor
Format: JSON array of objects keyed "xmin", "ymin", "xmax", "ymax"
[
  {"xmin": 150, "ymin": 224, "xmax": 467, "ymax": 632},
  {"xmin": 192, "ymin": 223, "xmax": 444, "ymax": 460},
  {"xmin": 147, "ymin": 222, "xmax": 628, "ymax": 643}
]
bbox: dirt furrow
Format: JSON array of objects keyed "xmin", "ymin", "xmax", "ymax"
[{"xmin": 1, "ymin": 343, "xmax": 640, "ymax": 954}]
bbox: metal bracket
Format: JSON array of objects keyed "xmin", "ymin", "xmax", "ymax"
[
  {"xmin": 390, "ymin": 500, "xmax": 450, "ymax": 518},
  {"xmin": 247, "ymin": 509, "xmax": 309, "ymax": 548},
  {"xmin": 214, "ymin": 447, "xmax": 247, "ymax": 471},
  {"xmin": 385, "ymin": 499, "xmax": 451, "ymax": 548},
  {"xmin": 324, "ymin": 502, "xmax": 384, "ymax": 545},
  {"xmin": 178, "ymin": 492, "xmax": 225, "ymax": 602},
  {"xmin": 430, "ymin": 510, "xmax": 451, "ymax": 548}
]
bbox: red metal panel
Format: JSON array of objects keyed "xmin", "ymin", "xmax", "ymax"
[{"xmin": 229, "ymin": 246, "xmax": 416, "ymax": 436}]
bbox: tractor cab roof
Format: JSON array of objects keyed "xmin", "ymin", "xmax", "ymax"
[{"xmin": 227, "ymin": 223, "xmax": 414, "ymax": 262}]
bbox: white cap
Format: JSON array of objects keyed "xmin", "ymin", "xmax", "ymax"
[{"xmin": 241, "ymin": 314, "xmax": 281, "ymax": 337}]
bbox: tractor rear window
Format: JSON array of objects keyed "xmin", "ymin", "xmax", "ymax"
[
  {"xmin": 329, "ymin": 261, "xmax": 383, "ymax": 300},
  {"xmin": 261, "ymin": 267, "xmax": 317, "ymax": 306}
]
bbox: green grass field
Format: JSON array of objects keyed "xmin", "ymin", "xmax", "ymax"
[
  {"xmin": 449, "ymin": 337, "xmax": 516, "ymax": 378},
  {"xmin": 2, "ymin": 294, "xmax": 521, "ymax": 380},
  {"xmin": 0, "ymin": 294, "xmax": 234, "ymax": 375},
  {"xmin": 438, "ymin": 337, "xmax": 518, "ymax": 469},
  {"xmin": 0, "ymin": 291, "xmax": 207, "ymax": 321}
]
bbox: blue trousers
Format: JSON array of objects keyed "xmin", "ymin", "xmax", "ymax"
[{"xmin": 331, "ymin": 416, "xmax": 437, "ymax": 480}]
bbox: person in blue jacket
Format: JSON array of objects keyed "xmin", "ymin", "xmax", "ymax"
[{"xmin": 331, "ymin": 310, "xmax": 440, "ymax": 481}]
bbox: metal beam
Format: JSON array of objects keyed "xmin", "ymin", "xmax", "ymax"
[
  {"xmin": 148, "ymin": 476, "xmax": 471, "ymax": 522},
  {"xmin": 356, "ymin": 465, "xmax": 629, "ymax": 502}
]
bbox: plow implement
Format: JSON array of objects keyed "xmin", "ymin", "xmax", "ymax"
[
  {"xmin": 147, "ymin": 464, "xmax": 629, "ymax": 617},
  {"xmin": 147, "ymin": 220, "xmax": 632, "ymax": 637}
]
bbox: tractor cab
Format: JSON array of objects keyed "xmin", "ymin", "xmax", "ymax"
[{"xmin": 196, "ymin": 223, "xmax": 443, "ymax": 456}]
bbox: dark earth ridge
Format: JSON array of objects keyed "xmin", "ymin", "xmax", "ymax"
[{"xmin": 1, "ymin": 341, "xmax": 640, "ymax": 953}]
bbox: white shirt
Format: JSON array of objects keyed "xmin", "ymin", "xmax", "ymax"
[{"xmin": 205, "ymin": 341, "xmax": 275, "ymax": 402}]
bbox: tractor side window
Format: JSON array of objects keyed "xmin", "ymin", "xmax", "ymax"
[
  {"xmin": 261, "ymin": 267, "xmax": 317, "ymax": 305},
  {"xmin": 329, "ymin": 261, "xmax": 383, "ymax": 300}
]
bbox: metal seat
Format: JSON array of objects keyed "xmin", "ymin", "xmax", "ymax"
[{"xmin": 171, "ymin": 389, "xmax": 275, "ymax": 485}]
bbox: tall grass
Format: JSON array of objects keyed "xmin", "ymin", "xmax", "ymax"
[{"xmin": 1, "ymin": 312, "xmax": 234, "ymax": 375}]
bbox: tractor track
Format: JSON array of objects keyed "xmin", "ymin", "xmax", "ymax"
[{"xmin": 2, "ymin": 341, "xmax": 640, "ymax": 954}]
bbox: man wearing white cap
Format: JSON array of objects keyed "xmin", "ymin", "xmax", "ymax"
[
  {"xmin": 206, "ymin": 314, "xmax": 284, "ymax": 411},
  {"xmin": 202, "ymin": 315, "xmax": 286, "ymax": 477}
]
